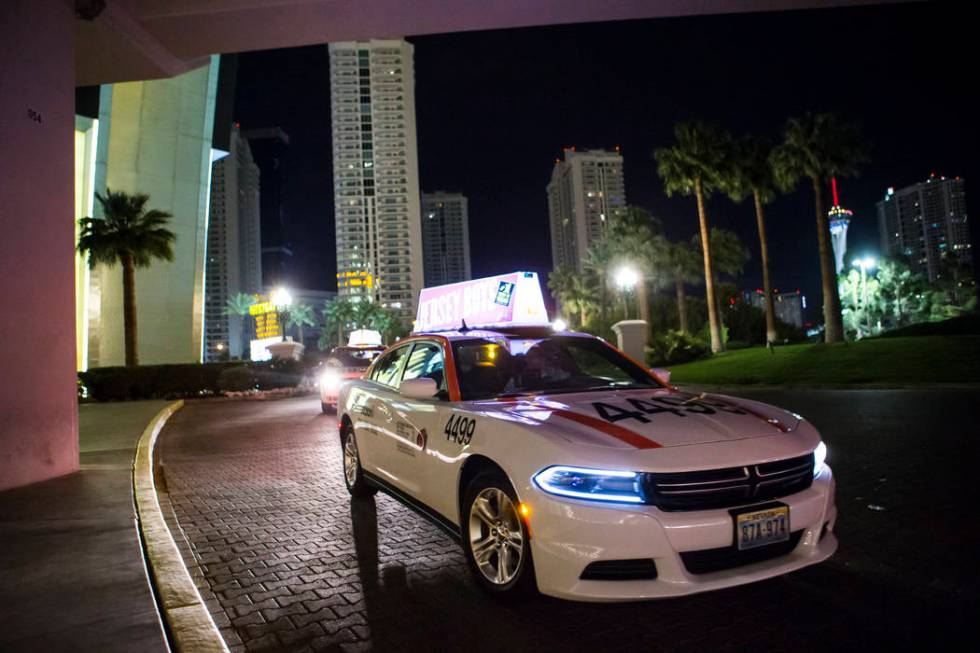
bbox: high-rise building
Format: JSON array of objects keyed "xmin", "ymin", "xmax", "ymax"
[
  {"xmin": 828, "ymin": 178, "xmax": 853, "ymax": 275},
  {"xmin": 329, "ymin": 39, "xmax": 423, "ymax": 323},
  {"xmin": 745, "ymin": 289, "xmax": 806, "ymax": 328},
  {"xmin": 421, "ymin": 191, "xmax": 471, "ymax": 286},
  {"xmin": 205, "ymin": 125, "xmax": 263, "ymax": 361},
  {"xmin": 243, "ymin": 127, "xmax": 292, "ymax": 286},
  {"xmin": 877, "ymin": 175, "xmax": 971, "ymax": 282},
  {"xmin": 547, "ymin": 147, "xmax": 627, "ymax": 272}
]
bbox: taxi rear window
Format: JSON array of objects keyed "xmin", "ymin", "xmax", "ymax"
[{"xmin": 328, "ymin": 347, "xmax": 385, "ymax": 369}]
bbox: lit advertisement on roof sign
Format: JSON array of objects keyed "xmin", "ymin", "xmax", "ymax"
[{"xmin": 414, "ymin": 271, "xmax": 549, "ymax": 333}]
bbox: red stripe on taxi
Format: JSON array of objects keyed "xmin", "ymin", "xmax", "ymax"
[{"xmin": 550, "ymin": 408, "xmax": 662, "ymax": 449}]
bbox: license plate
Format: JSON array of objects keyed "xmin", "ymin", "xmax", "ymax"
[{"xmin": 735, "ymin": 506, "xmax": 790, "ymax": 550}]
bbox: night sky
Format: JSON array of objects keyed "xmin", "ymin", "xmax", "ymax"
[{"xmin": 233, "ymin": 2, "xmax": 976, "ymax": 316}]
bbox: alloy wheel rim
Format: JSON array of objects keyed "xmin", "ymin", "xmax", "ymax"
[
  {"xmin": 468, "ymin": 487, "xmax": 524, "ymax": 585},
  {"xmin": 343, "ymin": 432, "xmax": 359, "ymax": 486}
]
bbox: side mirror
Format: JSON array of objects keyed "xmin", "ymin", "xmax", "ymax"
[
  {"xmin": 399, "ymin": 377, "xmax": 439, "ymax": 399},
  {"xmin": 651, "ymin": 368, "xmax": 671, "ymax": 384}
]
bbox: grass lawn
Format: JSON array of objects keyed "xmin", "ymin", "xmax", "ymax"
[{"xmin": 666, "ymin": 335, "xmax": 980, "ymax": 386}]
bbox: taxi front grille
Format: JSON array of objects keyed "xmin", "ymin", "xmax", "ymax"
[{"xmin": 643, "ymin": 454, "xmax": 814, "ymax": 512}]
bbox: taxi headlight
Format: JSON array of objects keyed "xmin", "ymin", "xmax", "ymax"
[
  {"xmin": 813, "ymin": 441, "xmax": 828, "ymax": 476},
  {"xmin": 533, "ymin": 466, "xmax": 644, "ymax": 504},
  {"xmin": 319, "ymin": 368, "xmax": 342, "ymax": 391}
]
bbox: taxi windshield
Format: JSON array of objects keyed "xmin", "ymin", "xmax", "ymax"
[
  {"xmin": 452, "ymin": 335, "xmax": 661, "ymax": 401},
  {"xmin": 328, "ymin": 347, "xmax": 385, "ymax": 369}
]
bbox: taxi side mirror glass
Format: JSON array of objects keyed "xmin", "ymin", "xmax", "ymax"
[
  {"xmin": 651, "ymin": 367, "xmax": 671, "ymax": 384},
  {"xmin": 399, "ymin": 377, "xmax": 439, "ymax": 399}
]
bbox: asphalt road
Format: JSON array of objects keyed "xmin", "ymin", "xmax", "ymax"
[{"xmin": 158, "ymin": 389, "xmax": 980, "ymax": 652}]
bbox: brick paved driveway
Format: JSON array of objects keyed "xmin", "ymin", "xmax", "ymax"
[{"xmin": 158, "ymin": 390, "xmax": 979, "ymax": 652}]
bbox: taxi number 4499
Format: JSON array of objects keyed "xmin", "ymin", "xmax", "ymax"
[{"xmin": 444, "ymin": 414, "xmax": 475, "ymax": 445}]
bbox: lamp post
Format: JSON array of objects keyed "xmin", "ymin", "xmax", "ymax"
[
  {"xmin": 615, "ymin": 266, "xmax": 639, "ymax": 319},
  {"xmin": 270, "ymin": 287, "xmax": 293, "ymax": 342},
  {"xmin": 851, "ymin": 257, "xmax": 877, "ymax": 336}
]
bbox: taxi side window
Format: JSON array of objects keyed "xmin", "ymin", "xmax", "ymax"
[
  {"xmin": 401, "ymin": 342, "xmax": 446, "ymax": 395},
  {"xmin": 371, "ymin": 345, "xmax": 411, "ymax": 388}
]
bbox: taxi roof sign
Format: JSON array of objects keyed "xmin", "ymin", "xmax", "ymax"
[
  {"xmin": 348, "ymin": 329, "xmax": 383, "ymax": 347},
  {"xmin": 414, "ymin": 271, "xmax": 549, "ymax": 333}
]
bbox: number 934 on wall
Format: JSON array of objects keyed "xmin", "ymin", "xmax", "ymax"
[{"xmin": 335, "ymin": 273, "xmax": 837, "ymax": 601}]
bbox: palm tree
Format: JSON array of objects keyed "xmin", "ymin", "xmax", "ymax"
[
  {"xmin": 606, "ymin": 206, "xmax": 669, "ymax": 337},
  {"xmin": 667, "ymin": 241, "xmax": 701, "ymax": 333},
  {"xmin": 286, "ymin": 303, "xmax": 316, "ymax": 346},
  {"xmin": 655, "ymin": 122, "xmax": 732, "ymax": 353},
  {"xmin": 583, "ymin": 240, "xmax": 615, "ymax": 327},
  {"xmin": 322, "ymin": 297, "xmax": 356, "ymax": 348},
  {"xmin": 548, "ymin": 268, "xmax": 596, "ymax": 329},
  {"xmin": 723, "ymin": 136, "xmax": 780, "ymax": 344},
  {"xmin": 224, "ymin": 292, "xmax": 257, "ymax": 359},
  {"xmin": 771, "ymin": 113, "xmax": 869, "ymax": 343},
  {"xmin": 352, "ymin": 300, "xmax": 386, "ymax": 331},
  {"xmin": 547, "ymin": 267, "xmax": 576, "ymax": 321},
  {"xmin": 695, "ymin": 227, "xmax": 750, "ymax": 309},
  {"xmin": 77, "ymin": 189, "xmax": 176, "ymax": 366}
]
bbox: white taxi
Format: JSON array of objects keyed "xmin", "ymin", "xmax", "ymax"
[
  {"xmin": 336, "ymin": 273, "xmax": 837, "ymax": 601},
  {"xmin": 319, "ymin": 330, "xmax": 387, "ymax": 414}
]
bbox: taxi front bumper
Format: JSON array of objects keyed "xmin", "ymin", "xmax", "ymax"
[{"xmin": 525, "ymin": 466, "xmax": 837, "ymax": 601}]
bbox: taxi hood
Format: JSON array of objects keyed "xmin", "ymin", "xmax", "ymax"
[{"xmin": 475, "ymin": 388, "xmax": 802, "ymax": 449}]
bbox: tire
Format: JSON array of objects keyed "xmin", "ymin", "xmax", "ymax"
[
  {"xmin": 321, "ymin": 400, "xmax": 337, "ymax": 414},
  {"xmin": 341, "ymin": 425, "xmax": 377, "ymax": 498},
  {"xmin": 461, "ymin": 471, "xmax": 536, "ymax": 598}
]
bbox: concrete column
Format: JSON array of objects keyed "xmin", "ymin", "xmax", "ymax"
[
  {"xmin": 611, "ymin": 320, "xmax": 649, "ymax": 365},
  {"xmin": 0, "ymin": 1, "xmax": 79, "ymax": 490}
]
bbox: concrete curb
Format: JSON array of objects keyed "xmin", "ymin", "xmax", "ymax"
[{"xmin": 133, "ymin": 400, "xmax": 229, "ymax": 653}]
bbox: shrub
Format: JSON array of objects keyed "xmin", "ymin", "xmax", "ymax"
[
  {"xmin": 78, "ymin": 361, "xmax": 299, "ymax": 401},
  {"xmin": 218, "ymin": 366, "xmax": 256, "ymax": 392},
  {"xmin": 647, "ymin": 330, "xmax": 710, "ymax": 366}
]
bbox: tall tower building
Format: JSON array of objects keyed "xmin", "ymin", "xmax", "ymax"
[
  {"xmin": 877, "ymin": 174, "xmax": 971, "ymax": 282},
  {"xmin": 546, "ymin": 147, "xmax": 626, "ymax": 272},
  {"xmin": 205, "ymin": 125, "xmax": 263, "ymax": 361},
  {"xmin": 421, "ymin": 191, "xmax": 471, "ymax": 286},
  {"xmin": 329, "ymin": 39, "xmax": 423, "ymax": 323},
  {"xmin": 242, "ymin": 127, "xmax": 292, "ymax": 286},
  {"xmin": 828, "ymin": 177, "xmax": 853, "ymax": 275}
]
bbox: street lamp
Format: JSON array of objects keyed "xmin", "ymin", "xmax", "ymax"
[
  {"xmin": 851, "ymin": 257, "xmax": 877, "ymax": 336},
  {"xmin": 615, "ymin": 266, "xmax": 639, "ymax": 318},
  {"xmin": 851, "ymin": 257, "xmax": 877, "ymax": 305},
  {"xmin": 271, "ymin": 287, "xmax": 293, "ymax": 341}
]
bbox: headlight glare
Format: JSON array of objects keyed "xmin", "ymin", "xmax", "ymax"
[
  {"xmin": 320, "ymin": 368, "xmax": 342, "ymax": 390},
  {"xmin": 533, "ymin": 465, "xmax": 644, "ymax": 504},
  {"xmin": 813, "ymin": 441, "xmax": 828, "ymax": 476}
]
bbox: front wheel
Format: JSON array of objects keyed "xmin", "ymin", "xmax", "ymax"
[
  {"xmin": 341, "ymin": 426, "xmax": 376, "ymax": 498},
  {"xmin": 462, "ymin": 472, "xmax": 536, "ymax": 598}
]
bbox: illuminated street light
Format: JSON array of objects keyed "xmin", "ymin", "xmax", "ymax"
[
  {"xmin": 851, "ymin": 256, "xmax": 877, "ymax": 273},
  {"xmin": 851, "ymin": 256, "xmax": 879, "ymax": 334},
  {"xmin": 552, "ymin": 318, "xmax": 568, "ymax": 332},
  {"xmin": 615, "ymin": 266, "xmax": 639, "ymax": 290},
  {"xmin": 271, "ymin": 287, "xmax": 293, "ymax": 308},
  {"xmin": 615, "ymin": 266, "xmax": 639, "ymax": 319},
  {"xmin": 271, "ymin": 287, "xmax": 293, "ymax": 341}
]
